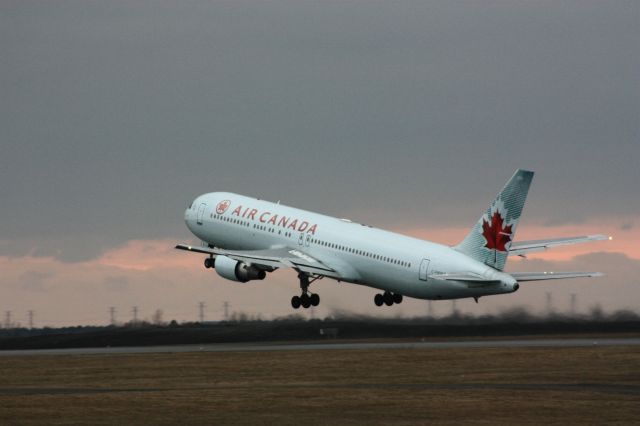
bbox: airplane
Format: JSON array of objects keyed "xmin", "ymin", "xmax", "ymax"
[{"xmin": 176, "ymin": 169, "xmax": 608, "ymax": 309}]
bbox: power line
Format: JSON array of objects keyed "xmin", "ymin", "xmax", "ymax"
[
  {"xmin": 28, "ymin": 310, "xmax": 34, "ymax": 329},
  {"xmin": 198, "ymin": 302, "xmax": 205, "ymax": 323},
  {"xmin": 546, "ymin": 292, "xmax": 553, "ymax": 315},
  {"xmin": 132, "ymin": 306, "xmax": 138, "ymax": 324},
  {"xmin": 222, "ymin": 301, "xmax": 230, "ymax": 321},
  {"xmin": 109, "ymin": 307, "xmax": 116, "ymax": 325},
  {"xmin": 4, "ymin": 311, "xmax": 11, "ymax": 328}
]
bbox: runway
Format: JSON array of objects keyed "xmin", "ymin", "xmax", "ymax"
[
  {"xmin": 1, "ymin": 337, "xmax": 639, "ymax": 356},
  {"xmin": 1, "ymin": 340, "xmax": 638, "ymax": 424}
]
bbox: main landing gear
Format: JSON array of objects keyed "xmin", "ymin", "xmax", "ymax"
[
  {"xmin": 291, "ymin": 293, "xmax": 319, "ymax": 309},
  {"xmin": 291, "ymin": 272, "xmax": 321, "ymax": 309},
  {"xmin": 374, "ymin": 291, "xmax": 403, "ymax": 307}
]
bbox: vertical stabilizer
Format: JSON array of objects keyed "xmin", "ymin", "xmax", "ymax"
[{"xmin": 454, "ymin": 169, "xmax": 534, "ymax": 271}]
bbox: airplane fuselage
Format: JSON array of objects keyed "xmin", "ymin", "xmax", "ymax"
[{"xmin": 185, "ymin": 192, "xmax": 518, "ymax": 300}]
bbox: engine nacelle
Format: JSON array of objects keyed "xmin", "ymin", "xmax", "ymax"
[{"xmin": 214, "ymin": 255, "xmax": 266, "ymax": 283}]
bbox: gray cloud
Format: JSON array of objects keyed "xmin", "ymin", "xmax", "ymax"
[
  {"xmin": 0, "ymin": 235, "xmax": 124, "ymax": 262},
  {"xmin": 1, "ymin": 1, "xmax": 638, "ymax": 262}
]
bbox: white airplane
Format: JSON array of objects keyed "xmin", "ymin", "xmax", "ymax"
[{"xmin": 177, "ymin": 170, "xmax": 607, "ymax": 309}]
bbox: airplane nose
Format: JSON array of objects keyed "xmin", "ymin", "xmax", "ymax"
[
  {"xmin": 185, "ymin": 201, "xmax": 195, "ymax": 222},
  {"xmin": 513, "ymin": 282, "xmax": 520, "ymax": 292},
  {"xmin": 184, "ymin": 205, "xmax": 196, "ymax": 232}
]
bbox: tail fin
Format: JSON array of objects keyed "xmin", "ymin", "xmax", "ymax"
[{"xmin": 455, "ymin": 169, "xmax": 534, "ymax": 271}]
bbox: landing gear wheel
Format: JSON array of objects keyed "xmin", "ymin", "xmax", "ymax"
[
  {"xmin": 291, "ymin": 296, "xmax": 301, "ymax": 309},
  {"xmin": 204, "ymin": 258, "xmax": 214, "ymax": 269},
  {"xmin": 393, "ymin": 294, "xmax": 403, "ymax": 304},
  {"xmin": 374, "ymin": 294, "xmax": 384, "ymax": 306},
  {"xmin": 310, "ymin": 293, "xmax": 320, "ymax": 307},
  {"xmin": 383, "ymin": 292, "xmax": 394, "ymax": 306},
  {"xmin": 292, "ymin": 273, "xmax": 323, "ymax": 309},
  {"xmin": 301, "ymin": 293, "xmax": 311, "ymax": 309}
]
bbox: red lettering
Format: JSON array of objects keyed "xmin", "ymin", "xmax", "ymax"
[
  {"xmin": 241, "ymin": 207, "xmax": 250, "ymax": 218},
  {"xmin": 298, "ymin": 221, "xmax": 309, "ymax": 232},
  {"xmin": 247, "ymin": 209, "xmax": 258, "ymax": 220},
  {"xmin": 308, "ymin": 224, "xmax": 317, "ymax": 235},
  {"xmin": 268, "ymin": 214, "xmax": 278, "ymax": 225},
  {"xmin": 232, "ymin": 206, "xmax": 242, "ymax": 216},
  {"xmin": 278, "ymin": 216, "xmax": 289, "ymax": 228},
  {"xmin": 260, "ymin": 212, "xmax": 271, "ymax": 223},
  {"xmin": 287, "ymin": 219, "xmax": 298, "ymax": 230}
]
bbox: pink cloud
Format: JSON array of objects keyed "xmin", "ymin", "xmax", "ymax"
[
  {"xmin": 96, "ymin": 239, "xmax": 198, "ymax": 271},
  {"xmin": 1, "ymin": 215, "xmax": 637, "ymax": 327},
  {"xmin": 395, "ymin": 215, "xmax": 637, "ymax": 262},
  {"xmin": 0, "ymin": 241, "xmax": 299, "ymax": 326}
]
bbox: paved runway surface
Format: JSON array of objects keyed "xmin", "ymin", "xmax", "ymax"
[{"xmin": 1, "ymin": 337, "xmax": 639, "ymax": 356}]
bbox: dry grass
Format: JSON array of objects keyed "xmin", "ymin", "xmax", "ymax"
[{"xmin": 1, "ymin": 345, "xmax": 639, "ymax": 425}]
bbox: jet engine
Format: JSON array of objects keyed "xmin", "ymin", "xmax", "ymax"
[{"xmin": 214, "ymin": 255, "xmax": 266, "ymax": 283}]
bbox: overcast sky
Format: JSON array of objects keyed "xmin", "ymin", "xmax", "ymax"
[{"xmin": 1, "ymin": 1, "xmax": 638, "ymax": 326}]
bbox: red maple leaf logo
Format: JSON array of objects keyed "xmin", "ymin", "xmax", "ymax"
[
  {"xmin": 482, "ymin": 210, "xmax": 513, "ymax": 252},
  {"xmin": 216, "ymin": 200, "xmax": 231, "ymax": 215}
]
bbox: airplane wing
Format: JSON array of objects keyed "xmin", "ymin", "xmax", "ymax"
[
  {"xmin": 509, "ymin": 234, "xmax": 609, "ymax": 257},
  {"xmin": 511, "ymin": 271, "xmax": 604, "ymax": 282},
  {"xmin": 175, "ymin": 244, "xmax": 342, "ymax": 278}
]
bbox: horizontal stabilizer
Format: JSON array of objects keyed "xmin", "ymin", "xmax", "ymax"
[
  {"xmin": 511, "ymin": 271, "xmax": 604, "ymax": 282},
  {"xmin": 509, "ymin": 234, "xmax": 609, "ymax": 257}
]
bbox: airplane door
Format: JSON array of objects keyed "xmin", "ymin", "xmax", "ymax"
[
  {"xmin": 298, "ymin": 233, "xmax": 304, "ymax": 246},
  {"xmin": 419, "ymin": 259, "xmax": 430, "ymax": 281},
  {"xmin": 197, "ymin": 203, "xmax": 206, "ymax": 225}
]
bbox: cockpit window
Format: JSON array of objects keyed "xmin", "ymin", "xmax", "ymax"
[{"xmin": 189, "ymin": 201, "xmax": 193, "ymax": 209}]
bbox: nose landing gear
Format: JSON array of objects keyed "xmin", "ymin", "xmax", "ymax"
[
  {"xmin": 291, "ymin": 272, "xmax": 321, "ymax": 309},
  {"xmin": 374, "ymin": 291, "xmax": 403, "ymax": 306}
]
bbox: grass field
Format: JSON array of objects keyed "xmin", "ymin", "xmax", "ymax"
[{"xmin": 1, "ymin": 344, "xmax": 639, "ymax": 425}]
